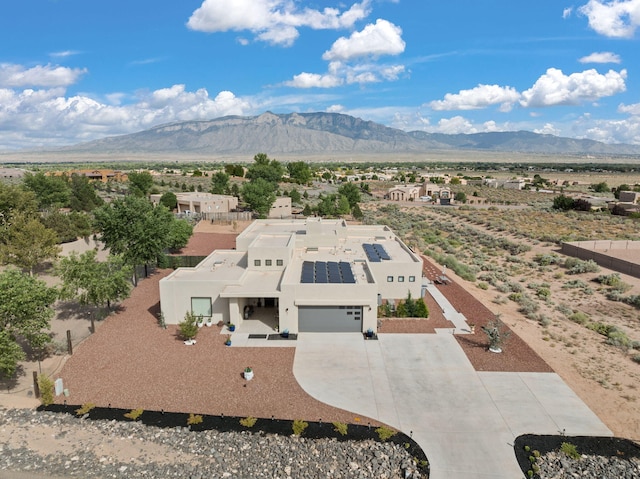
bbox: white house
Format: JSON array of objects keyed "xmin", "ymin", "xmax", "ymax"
[
  {"xmin": 150, "ymin": 192, "xmax": 238, "ymax": 215},
  {"xmin": 159, "ymin": 218, "xmax": 423, "ymax": 333}
]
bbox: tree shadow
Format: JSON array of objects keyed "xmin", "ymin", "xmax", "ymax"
[{"xmin": 0, "ymin": 364, "xmax": 25, "ymax": 392}]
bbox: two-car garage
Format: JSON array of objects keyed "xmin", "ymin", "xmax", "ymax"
[{"xmin": 297, "ymin": 306, "xmax": 363, "ymax": 332}]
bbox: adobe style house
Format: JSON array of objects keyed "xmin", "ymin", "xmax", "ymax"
[
  {"xmin": 159, "ymin": 218, "xmax": 423, "ymax": 333},
  {"xmin": 388, "ymin": 185, "xmax": 420, "ymax": 201},
  {"xmin": 46, "ymin": 169, "xmax": 128, "ymax": 183},
  {"xmin": 150, "ymin": 192, "xmax": 239, "ymax": 216}
]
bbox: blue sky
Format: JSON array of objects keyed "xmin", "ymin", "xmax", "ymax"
[{"xmin": 1, "ymin": 0, "xmax": 639, "ymax": 150}]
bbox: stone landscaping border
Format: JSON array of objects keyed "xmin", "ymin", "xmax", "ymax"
[
  {"xmin": 39, "ymin": 403, "xmax": 431, "ymax": 476},
  {"xmin": 514, "ymin": 434, "xmax": 640, "ymax": 478}
]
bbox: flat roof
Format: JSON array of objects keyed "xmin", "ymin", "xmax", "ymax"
[
  {"xmin": 166, "ymin": 250, "xmax": 247, "ymax": 282},
  {"xmin": 252, "ymin": 234, "xmax": 292, "ymax": 249}
]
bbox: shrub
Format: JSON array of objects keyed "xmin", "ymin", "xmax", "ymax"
[
  {"xmin": 239, "ymin": 416, "xmax": 257, "ymax": 428},
  {"xmin": 533, "ymin": 253, "xmax": 562, "ymax": 266},
  {"xmin": 187, "ymin": 413, "xmax": 203, "ymax": 426},
  {"xmin": 178, "ymin": 311, "xmax": 199, "ymax": 341},
  {"xmin": 37, "ymin": 375, "xmax": 55, "ymax": 406},
  {"xmin": 566, "ymin": 259, "xmax": 600, "ymax": 275},
  {"xmin": 555, "ymin": 303, "xmax": 573, "ymax": 317},
  {"xmin": 477, "ymin": 282, "xmax": 488, "ymax": 290},
  {"xmin": 75, "ymin": 403, "xmax": 96, "ymax": 416},
  {"xmin": 332, "ymin": 421, "xmax": 348, "ymax": 436},
  {"xmin": 124, "ymin": 408, "xmax": 144, "ymax": 421},
  {"xmin": 569, "ymin": 311, "xmax": 590, "ymax": 325},
  {"xmin": 560, "ymin": 442, "xmax": 580, "ymax": 460},
  {"xmin": 292, "ymin": 419, "xmax": 309, "ymax": 436},
  {"xmin": 632, "ymin": 355, "xmax": 640, "ymax": 364},
  {"xmin": 375, "ymin": 426, "xmax": 397, "ymax": 441}
]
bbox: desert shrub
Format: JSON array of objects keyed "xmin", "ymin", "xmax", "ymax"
[
  {"xmin": 75, "ymin": 403, "xmax": 96, "ymax": 416},
  {"xmin": 187, "ymin": 414, "xmax": 203, "ymax": 426},
  {"xmin": 292, "ymin": 419, "xmax": 309, "ymax": 436},
  {"xmin": 560, "ymin": 442, "xmax": 580, "ymax": 460},
  {"xmin": 37, "ymin": 375, "xmax": 55, "ymax": 406},
  {"xmin": 508, "ymin": 292, "xmax": 523, "ymax": 302},
  {"xmin": 518, "ymin": 298, "xmax": 540, "ymax": 316},
  {"xmin": 538, "ymin": 315, "xmax": 552, "ymax": 327},
  {"xmin": 536, "ymin": 287, "xmax": 551, "ymax": 299},
  {"xmin": 624, "ymin": 295, "xmax": 640, "ymax": 309},
  {"xmin": 375, "ymin": 426, "xmax": 397, "ymax": 441},
  {"xmin": 477, "ymin": 282, "xmax": 488, "ymax": 290},
  {"xmin": 124, "ymin": 408, "xmax": 144, "ymax": 421},
  {"xmin": 533, "ymin": 253, "xmax": 563, "ymax": 266},
  {"xmin": 632, "ymin": 355, "xmax": 640, "ymax": 364},
  {"xmin": 569, "ymin": 311, "xmax": 590, "ymax": 325},
  {"xmin": 492, "ymin": 295, "xmax": 508, "ymax": 305},
  {"xmin": 562, "ymin": 279, "xmax": 588, "ymax": 290},
  {"xmin": 240, "ymin": 416, "xmax": 257, "ymax": 428},
  {"xmin": 606, "ymin": 329, "xmax": 632, "ymax": 351},
  {"xmin": 596, "ymin": 273, "xmax": 632, "ymax": 293},
  {"xmin": 586, "ymin": 321, "xmax": 614, "ymax": 336},
  {"xmin": 565, "ymin": 259, "xmax": 600, "ymax": 275},
  {"xmin": 555, "ymin": 303, "xmax": 573, "ymax": 317},
  {"xmin": 332, "ymin": 421, "xmax": 348, "ymax": 436}
]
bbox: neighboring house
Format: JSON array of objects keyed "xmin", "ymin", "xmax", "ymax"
[
  {"xmin": 484, "ymin": 178, "xmax": 526, "ymax": 190},
  {"xmin": 619, "ymin": 191, "xmax": 640, "ymax": 204},
  {"xmin": 421, "ymin": 182, "xmax": 445, "ymax": 198},
  {"xmin": 269, "ymin": 197, "xmax": 292, "ymax": 218},
  {"xmin": 159, "ymin": 218, "xmax": 423, "ymax": 333},
  {"xmin": 150, "ymin": 192, "xmax": 239, "ymax": 216},
  {"xmin": 46, "ymin": 169, "xmax": 128, "ymax": 183},
  {"xmin": 0, "ymin": 168, "xmax": 25, "ymax": 180},
  {"xmin": 387, "ymin": 185, "xmax": 420, "ymax": 201}
]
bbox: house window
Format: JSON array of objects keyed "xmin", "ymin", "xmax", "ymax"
[
  {"xmin": 254, "ymin": 259, "xmax": 261, "ymax": 266},
  {"xmin": 387, "ymin": 276, "xmax": 393, "ymax": 282},
  {"xmin": 409, "ymin": 276, "xmax": 416, "ymax": 282},
  {"xmin": 191, "ymin": 297, "xmax": 212, "ymax": 318},
  {"xmin": 398, "ymin": 276, "xmax": 405, "ymax": 282},
  {"xmin": 265, "ymin": 259, "xmax": 272, "ymax": 266},
  {"xmin": 276, "ymin": 259, "xmax": 283, "ymax": 266}
]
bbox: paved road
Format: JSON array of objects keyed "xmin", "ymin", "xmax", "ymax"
[{"xmin": 293, "ymin": 333, "xmax": 611, "ymax": 479}]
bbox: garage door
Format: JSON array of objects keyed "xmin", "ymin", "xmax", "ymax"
[{"xmin": 298, "ymin": 306, "xmax": 362, "ymax": 332}]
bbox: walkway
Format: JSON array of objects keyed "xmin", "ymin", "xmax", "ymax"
[{"xmin": 293, "ymin": 333, "xmax": 611, "ymax": 479}]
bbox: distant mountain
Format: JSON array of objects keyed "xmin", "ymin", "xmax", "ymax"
[{"xmin": 61, "ymin": 112, "xmax": 640, "ymax": 156}]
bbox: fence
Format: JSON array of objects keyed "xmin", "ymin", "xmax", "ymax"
[{"xmin": 561, "ymin": 241, "xmax": 640, "ymax": 279}]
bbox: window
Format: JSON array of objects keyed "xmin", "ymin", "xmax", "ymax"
[
  {"xmin": 387, "ymin": 276, "xmax": 393, "ymax": 282},
  {"xmin": 191, "ymin": 297, "xmax": 212, "ymax": 318},
  {"xmin": 398, "ymin": 276, "xmax": 405, "ymax": 282},
  {"xmin": 265, "ymin": 259, "xmax": 272, "ymax": 266},
  {"xmin": 276, "ymin": 259, "xmax": 283, "ymax": 266},
  {"xmin": 409, "ymin": 276, "xmax": 416, "ymax": 282},
  {"xmin": 254, "ymin": 259, "xmax": 261, "ymax": 267}
]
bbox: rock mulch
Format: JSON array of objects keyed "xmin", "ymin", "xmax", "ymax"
[
  {"xmin": 536, "ymin": 450, "xmax": 640, "ymax": 478},
  {"xmin": 0, "ymin": 408, "xmax": 425, "ymax": 479}
]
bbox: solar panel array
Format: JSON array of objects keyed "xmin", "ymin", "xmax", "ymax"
[
  {"xmin": 362, "ymin": 243, "xmax": 391, "ymax": 262},
  {"xmin": 301, "ymin": 261, "xmax": 356, "ymax": 284}
]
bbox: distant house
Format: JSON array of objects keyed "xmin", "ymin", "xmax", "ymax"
[
  {"xmin": 46, "ymin": 169, "xmax": 128, "ymax": 183},
  {"xmin": 269, "ymin": 197, "xmax": 292, "ymax": 218},
  {"xmin": 0, "ymin": 168, "xmax": 25, "ymax": 180},
  {"xmin": 619, "ymin": 191, "xmax": 640, "ymax": 204},
  {"xmin": 387, "ymin": 185, "xmax": 420, "ymax": 201},
  {"xmin": 150, "ymin": 192, "xmax": 238, "ymax": 217}
]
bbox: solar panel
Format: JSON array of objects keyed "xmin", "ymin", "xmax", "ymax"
[{"xmin": 373, "ymin": 244, "xmax": 391, "ymax": 260}]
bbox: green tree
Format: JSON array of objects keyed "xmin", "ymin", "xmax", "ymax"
[
  {"xmin": 93, "ymin": 196, "xmax": 174, "ymax": 279},
  {"xmin": 159, "ymin": 191, "xmax": 178, "ymax": 210},
  {"xmin": 289, "ymin": 187, "xmax": 301, "ymax": 204},
  {"xmin": 337, "ymin": 182, "xmax": 361, "ymax": 209},
  {"xmin": 454, "ymin": 192, "xmax": 467, "ymax": 203},
  {"xmin": 590, "ymin": 182, "xmax": 609, "ymax": 193},
  {"xmin": 287, "ymin": 161, "xmax": 312, "ymax": 184},
  {"xmin": 336, "ymin": 195, "xmax": 351, "ymax": 215},
  {"xmin": 415, "ymin": 298, "xmax": 429, "ymax": 318},
  {"xmin": 0, "ymin": 329, "xmax": 26, "ymax": 378},
  {"xmin": 57, "ymin": 250, "xmax": 132, "ymax": 311},
  {"xmin": 302, "ymin": 203, "xmax": 312, "ymax": 216},
  {"xmin": 245, "ymin": 153, "xmax": 284, "ymax": 184},
  {"xmin": 0, "ymin": 183, "xmax": 38, "ymax": 220},
  {"xmin": 127, "ymin": 171, "xmax": 154, "ymax": 197},
  {"xmin": 242, "ymin": 178, "xmax": 276, "ymax": 218},
  {"xmin": 553, "ymin": 194, "xmax": 575, "ymax": 210},
  {"xmin": 352, "ymin": 203, "xmax": 364, "ymax": 220},
  {"xmin": 0, "ymin": 269, "xmax": 57, "ymax": 370},
  {"xmin": 167, "ymin": 219, "xmax": 193, "ymax": 252},
  {"xmin": 0, "ymin": 213, "xmax": 61, "ymax": 275},
  {"xmin": 230, "ymin": 183, "xmax": 241, "ymax": 197},
  {"xmin": 22, "ymin": 172, "xmax": 71, "ymax": 209},
  {"xmin": 614, "ymin": 184, "xmax": 631, "ymax": 199},
  {"xmin": 41, "ymin": 210, "xmax": 91, "ymax": 243},
  {"xmin": 69, "ymin": 174, "xmax": 103, "ymax": 212},
  {"xmin": 210, "ymin": 171, "xmax": 230, "ymax": 194}
]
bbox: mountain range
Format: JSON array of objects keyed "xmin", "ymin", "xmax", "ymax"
[{"xmin": 61, "ymin": 112, "xmax": 640, "ymax": 156}]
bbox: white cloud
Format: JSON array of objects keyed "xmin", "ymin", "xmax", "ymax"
[
  {"xmin": 0, "ymin": 84, "xmax": 252, "ymax": 149},
  {"xmin": 429, "ymin": 84, "xmax": 520, "ymax": 111},
  {"xmin": 0, "ymin": 63, "xmax": 86, "ymax": 88},
  {"xmin": 563, "ymin": 7, "xmax": 573, "ymax": 19},
  {"xmin": 187, "ymin": 0, "xmax": 370, "ymax": 46},
  {"xmin": 283, "ymin": 72, "xmax": 343, "ymax": 88},
  {"xmin": 520, "ymin": 68, "xmax": 627, "ymax": 107},
  {"xmin": 322, "ymin": 19, "xmax": 405, "ymax": 61},
  {"xmin": 578, "ymin": 0, "xmax": 640, "ymax": 38},
  {"xmin": 534, "ymin": 123, "xmax": 561, "ymax": 136},
  {"xmin": 619, "ymin": 102, "xmax": 640, "ymax": 115},
  {"xmin": 326, "ymin": 104, "xmax": 345, "ymax": 113},
  {"xmin": 434, "ymin": 116, "xmax": 477, "ymax": 134},
  {"xmin": 579, "ymin": 51, "xmax": 621, "ymax": 63},
  {"xmin": 50, "ymin": 50, "xmax": 81, "ymax": 58}
]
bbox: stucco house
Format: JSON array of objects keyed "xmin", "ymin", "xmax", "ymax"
[
  {"xmin": 150, "ymin": 192, "xmax": 239, "ymax": 216},
  {"xmin": 387, "ymin": 185, "xmax": 420, "ymax": 201},
  {"xmin": 159, "ymin": 218, "xmax": 423, "ymax": 333}
]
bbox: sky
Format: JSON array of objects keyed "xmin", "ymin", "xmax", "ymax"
[{"xmin": 1, "ymin": 0, "xmax": 639, "ymax": 150}]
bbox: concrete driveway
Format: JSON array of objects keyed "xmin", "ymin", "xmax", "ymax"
[{"xmin": 293, "ymin": 333, "xmax": 611, "ymax": 479}]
